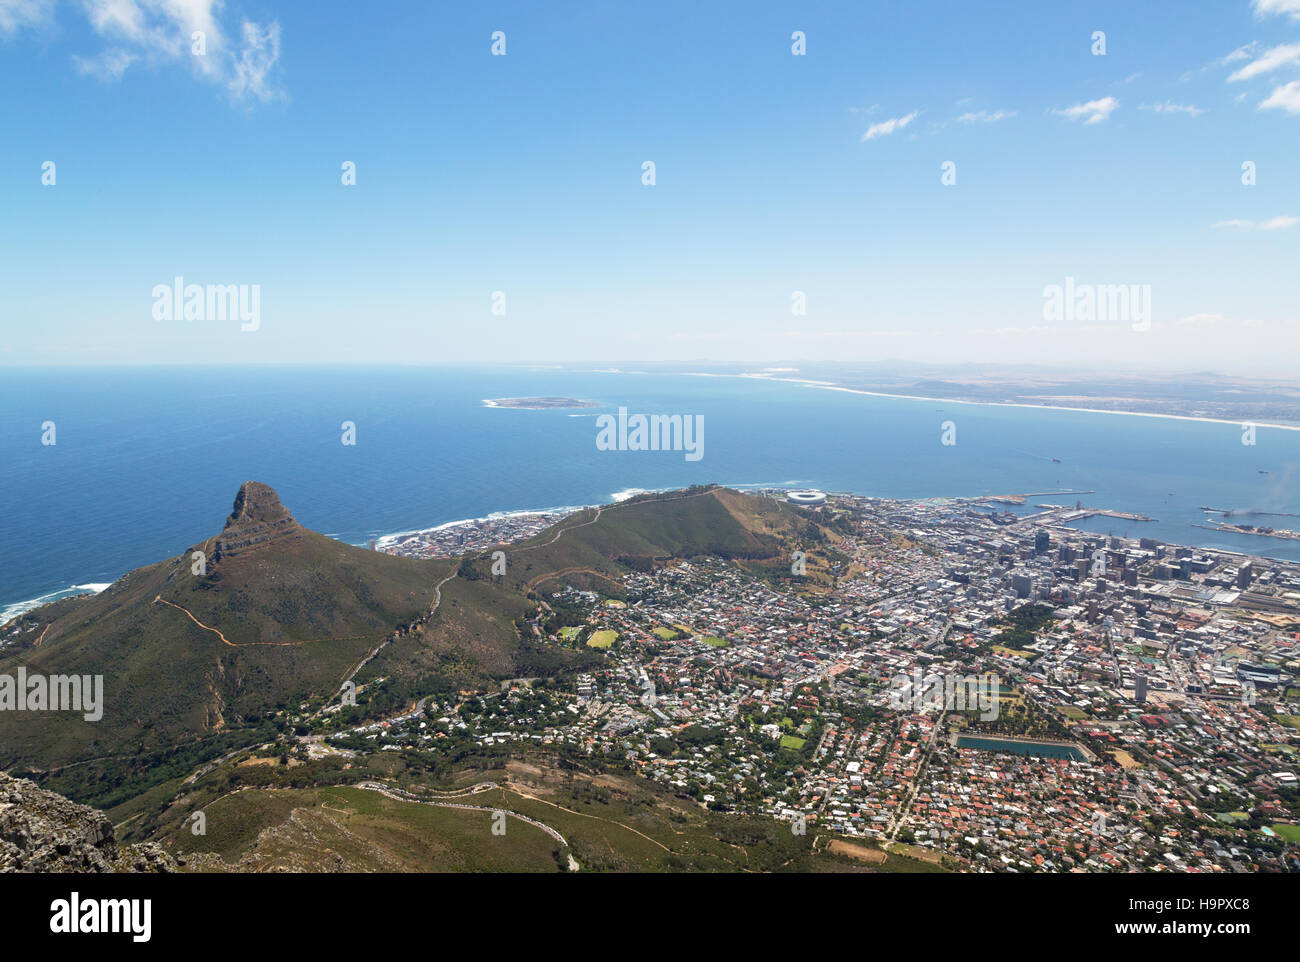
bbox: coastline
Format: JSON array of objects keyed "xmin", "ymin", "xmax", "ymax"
[
  {"xmin": 371, "ymin": 504, "xmax": 591, "ymax": 550},
  {"xmin": 6, "ymin": 362, "xmax": 1300, "ymax": 620},
  {"xmin": 4, "ymin": 473, "xmax": 1295, "ymax": 625},
  {"xmin": 369, "ymin": 486, "xmax": 688, "ymax": 550},
  {"xmin": 0, "ymin": 485, "xmax": 765, "ymax": 622},
  {"xmin": 0, "ymin": 583, "xmax": 111, "ymax": 628},
  {"xmin": 609, "ymin": 368, "xmax": 1300, "ymax": 433}
]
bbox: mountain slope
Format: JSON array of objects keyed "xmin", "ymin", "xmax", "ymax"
[
  {"xmin": 361, "ymin": 485, "xmax": 841, "ymax": 703},
  {"xmin": 0, "ymin": 483, "xmax": 836, "ymax": 807},
  {"xmin": 0, "ymin": 482, "xmax": 448, "ymax": 804}
]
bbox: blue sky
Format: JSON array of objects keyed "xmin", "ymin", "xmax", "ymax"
[{"xmin": 2, "ymin": 0, "xmax": 1298, "ymax": 372}]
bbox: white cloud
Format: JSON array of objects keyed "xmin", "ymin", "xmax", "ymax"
[
  {"xmin": 1141, "ymin": 101, "xmax": 1205, "ymax": 116},
  {"xmin": 1220, "ymin": 42, "xmax": 1258, "ymax": 64},
  {"xmin": 1227, "ymin": 42, "xmax": 1300, "ymax": 81},
  {"xmin": 1051, "ymin": 96, "xmax": 1118, "ymax": 124},
  {"xmin": 860, "ymin": 110, "xmax": 918, "ymax": 141},
  {"xmin": 956, "ymin": 108, "xmax": 1016, "ymax": 124},
  {"xmin": 73, "ymin": 48, "xmax": 136, "ymax": 80},
  {"xmin": 1253, "ymin": 0, "xmax": 1300, "ymax": 20},
  {"xmin": 1260, "ymin": 79, "xmax": 1300, "ymax": 113},
  {"xmin": 0, "ymin": 0, "xmax": 53, "ymax": 34},
  {"xmin": 228, "ymin": 19, "xmax": 282, "ymax": 104},
  {"xmin": 6, "ymin": 0, "xmax": 284, "ymax": 104},
  {"xmin": 1211, "ymin": 215, "xmax": 1298, "ymax": 230}
]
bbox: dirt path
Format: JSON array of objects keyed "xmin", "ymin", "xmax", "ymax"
[
  {"xmin": 524, "ymin": 566, "xmax": 622, "ymax": 592},
  {"xmin": 503, "ymin": 782, "xmax": 673, "ymax": 853},
  {"xmin": 153, "ymin": 596, "xmax": 365, "ymax": 648},
  {"xmin": 326, "ymin": 562, "xmax": 460, "ymax": 707},
  {"xmin": 353, "ymin": 781, "xmax": 575, "ymax": 860}
]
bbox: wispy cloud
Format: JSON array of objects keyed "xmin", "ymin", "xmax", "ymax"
[
  {"xmin": 1051, "ymin": 96, "xmax": 1118, "ymax": 124},
  {"xmin": 1260, "ymin": 79, "xmax": 1300, "ymax": 113},
  {"xmin": 4, "ymin": 0, "xmax": 285, "ymax": 105},
  {"xmin": 1211, "ymin": 215, "xmax": 1298, "ymax": 231},
  {"xmin": 1220, "ymin": 42, "xmax": 1259, "ymax": 65},
  {"xmin": 73, "ymin": 47, "xmax": 136, "ymax": 81},
  {"xmin": 0, "ymin": 0, "xmax": 53, "ymax": 35},
  {"xmin": 1253, "ymin": 0, "xmax": 1300, "ymax": 21},
  {"xmin": 956, "ymin": 108, "xmax": 1016, "ymax": 124},
  {"xmin": 860, "ymin": 110, "xmax": 918, "ymax": 141},
  {"xmin": 228, "ymin": 20, "xmax": 282, "ymax": 104},
  {"xmin": 1227, "ymin": 42, "xmax": 1300, "ymax": 81},
  {"xmin": 1141, "ymin": 101, "xmax": 1205, "ymax": 116}
]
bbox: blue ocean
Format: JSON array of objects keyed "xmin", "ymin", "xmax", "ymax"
[{"xmin": 3, "ymin": 365, "xmax": 1298, "ymax": 619}]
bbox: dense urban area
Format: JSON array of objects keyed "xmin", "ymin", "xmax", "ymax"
[{"xmin": 301, "ymin": 491, "xmax": 1300, "ymax": 872}]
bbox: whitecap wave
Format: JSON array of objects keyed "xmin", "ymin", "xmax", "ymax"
[
  {"xmin": 372, "ymin": 504, "xmax": 592, "ymax": 548},
  {"xmin": 610, "ymin": 488, "xmax": 651, "ymax": 502},
  {"xmin": 0, "ymin": 583, "xmax": 110, "ymax": 628}
]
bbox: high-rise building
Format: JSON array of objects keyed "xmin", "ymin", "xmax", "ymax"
[
  {"xmin": 1135, "ymin": 673, "xmax": 1148, "ymax": 704},
  {"xmin": 1035, "ymin": 529, "xmax": 1050, "ymax": 555},
  {"xmin": 1237, "ymin": 562, "xmax": 1253, "ymax": 589}
]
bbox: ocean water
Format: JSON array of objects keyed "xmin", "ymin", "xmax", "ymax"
[{"xmin": 2, "ymin": 365, "xmax": 1298, "ymax": 618}]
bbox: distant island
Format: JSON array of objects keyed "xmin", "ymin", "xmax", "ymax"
[{"xmin": 484, "ymin": 397, "xmax": 599, "ymax": 409}]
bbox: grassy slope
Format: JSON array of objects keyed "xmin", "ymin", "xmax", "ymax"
[
  {"xmin": 0, "ymin": 526, "xmax": 445, "ymax": 801},
  {"xmin": 2, "ymin": 486, "xmax": 837, "ymax": 807},
  {"xmin": 361, "ymin": 487, "xmax": 839, "ymax": 700},
  {"xmin": 126, "ymin": 754, "xmax": 921, "ymax": 873}
]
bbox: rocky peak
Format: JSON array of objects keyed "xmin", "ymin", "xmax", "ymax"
[
  {"xmin": 214, "ymin": 482, "xmax": 301, "ymax": 560},
  {"xmin": 0, "ymin": 772, "xmax": 177, "ymax": 873},
  {"xmin": 224, "ymin": 481, "xmax": 294, "ymax": 530}
]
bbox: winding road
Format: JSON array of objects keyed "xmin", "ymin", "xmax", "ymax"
[{"xmin": 354, "ymin": 780, "xmax": 579, "ymax": 869}]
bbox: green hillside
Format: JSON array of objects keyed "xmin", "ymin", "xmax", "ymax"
[
  {"xmin": 0, "ymin": 483, "xmax": 836, "ymax": 808},
  {"xmin": 0, "ymin": 483, "xmax": 447, "ymax": 805}
]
